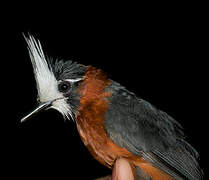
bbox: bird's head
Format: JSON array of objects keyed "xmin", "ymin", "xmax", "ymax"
[{"xmin": 21, "ymin": 35, "xmax": 88, "ymax": 122}]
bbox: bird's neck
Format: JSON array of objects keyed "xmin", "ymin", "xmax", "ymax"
[
  {"xmin": 75, "ymin": 65, "xmax": 112, "ymax": 133},
  {"xmin": 77, "ymin": 66, "xmax": 112, "ymax": 108}
]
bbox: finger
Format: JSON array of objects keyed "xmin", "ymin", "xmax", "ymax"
[{"xmin": 112, "ymin": 158, "xmax": 135, "ymax": 180}]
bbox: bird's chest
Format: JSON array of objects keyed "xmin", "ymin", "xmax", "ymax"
[{"xmin": 76, "ymin": 114, "xmax": 131, "ymax": 168}]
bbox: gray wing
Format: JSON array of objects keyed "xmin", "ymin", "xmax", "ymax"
[{"xmin": 105, "ymin": 82, "xmax": 203, "ymax": 180}]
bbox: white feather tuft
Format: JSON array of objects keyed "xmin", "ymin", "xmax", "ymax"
[{"xmin": 24, "ymin": 34, "xmax": 73, "ymax": 120}]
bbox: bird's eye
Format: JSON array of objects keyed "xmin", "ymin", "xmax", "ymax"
[{"xmin": 58, "ymin": 81, "xmax": 71, "ymax": 93}]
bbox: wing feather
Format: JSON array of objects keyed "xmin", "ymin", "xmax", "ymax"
[{"xmin": 105, "ymin": 82, "xmax": 203, "ymax": 179}]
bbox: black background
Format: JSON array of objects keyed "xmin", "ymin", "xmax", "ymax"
[{"xmin": 2, "ymin": 3, "xmax": 208, "ymax": 179}]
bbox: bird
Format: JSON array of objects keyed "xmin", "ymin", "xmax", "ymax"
[{"xmin": 21, "ymin": 34, "xmax": 203, "ymax": 180}]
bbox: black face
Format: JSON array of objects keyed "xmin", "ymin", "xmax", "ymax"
[{"xmin": 50, "ymin": 60, "xmax": 86, "ymax": 113}]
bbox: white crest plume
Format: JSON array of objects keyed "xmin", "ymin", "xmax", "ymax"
[{"xmin": 24, "ymin": 34, "xmax": 74, "ymax": 120}]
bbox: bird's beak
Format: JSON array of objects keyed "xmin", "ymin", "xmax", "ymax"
[{"xmin": 21, "ymin": 101, "xmax": 52, "ymax": 123}]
